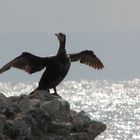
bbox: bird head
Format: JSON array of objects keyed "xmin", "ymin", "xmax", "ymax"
[{"xmin": 55, "ymin": 33, "xmax": 66, "ymax": 42}]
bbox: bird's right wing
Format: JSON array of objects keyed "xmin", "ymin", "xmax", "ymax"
[
  {"xmin": 0, "ymin": 52, "xmax": 49, "ymax": 74},
  {"xmin": 68, "ymin": 50, "xmax": 104, "ymax": 70}
]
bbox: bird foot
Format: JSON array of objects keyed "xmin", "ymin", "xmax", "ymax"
[
  {"xmin": 29, "ymin": 91, "xmax": 38, "ymax": 98},
  {"xmin": 51, "ymin": 93, "xmax": 62, "ymax": 98}
]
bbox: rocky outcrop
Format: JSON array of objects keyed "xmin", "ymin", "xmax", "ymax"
[{"xmin": 0, "ymin": 91, "xmax": 106, "ymax": 140}]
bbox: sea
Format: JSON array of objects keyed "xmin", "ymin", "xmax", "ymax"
[{"xmin": 0, "ymin": 79, "xmax": 140, "ymax": 140}]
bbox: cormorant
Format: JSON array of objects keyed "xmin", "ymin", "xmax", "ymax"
[{"xmin": 0, "ymin": 33, "xmax": 104, "ymax": 96}]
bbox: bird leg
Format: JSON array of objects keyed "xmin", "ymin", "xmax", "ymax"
[
  {"xmin": 53, "ymin": 87, "xmax": 57, "ymax": 95},
  {"xmin": 51, "ymin": 87, "xmax": 62, "ymax": 98}
]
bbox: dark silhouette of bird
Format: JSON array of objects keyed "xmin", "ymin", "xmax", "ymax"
[{"xmin": 0, "ymin": 33, "xmax": 104, "ymax": 97}]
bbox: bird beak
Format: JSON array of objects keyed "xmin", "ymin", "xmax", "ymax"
[{"xmin": 55, "ymin": 33, "xmax": 59, "ymax": 37}]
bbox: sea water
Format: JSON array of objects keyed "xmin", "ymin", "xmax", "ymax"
[{"xmin": 0, "ymin": 79, "xmax": 140, "ymax": 140}]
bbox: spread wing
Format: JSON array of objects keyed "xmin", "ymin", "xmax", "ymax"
[
  {"xmin": 0, "ymin": 52, "xmax": 49, "ymax": 74},
  {"xmin": 68, "ymin": 50, "xmax": 104, "ymax": 69}
]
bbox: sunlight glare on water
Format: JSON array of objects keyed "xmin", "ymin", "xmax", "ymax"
[{"xmin": 0, "ymin": 79, "xmax": 140, "ymax": 140}]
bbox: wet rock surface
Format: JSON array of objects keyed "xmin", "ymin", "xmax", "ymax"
[{"xmin": 0, "ymin": 91, "xmax": 106, "ymax": 140}]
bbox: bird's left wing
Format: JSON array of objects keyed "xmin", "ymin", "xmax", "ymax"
[{"xmin": 68, "ymin": 50, "xmax": 104, "ymax": 70}]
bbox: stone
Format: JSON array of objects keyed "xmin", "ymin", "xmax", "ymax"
[
  {"xmin": 87, "ymin": 120, "xmax": 107, "ymax": 139},
  {"xmin": 2, "ymin": 104, "xmax": 21, "ymax": 119},
  {"xmin": 53, "ymin": 99, "xmax": 70, "ymax": 121},
  {"xmin": 29, "ymin": 90, "xmax": 59, "ymax": 101},
  {"xmin": 0, "ymin": 114, "xmax": 6, "ymax": 132},
  {"xmin": 30, "ymin": 99, "xmax": 40, "ymax": 107},
  {"xmin": 3, "ymin": 121, "xmax": 18, "ymax": 139},
  {"xmin": 69, "ymin": 133, "xmax": 89, "ymax": 140},
  {"xmin": 40, "ymin": 100, "xmax": 61, "ymax": 115},
  {"xmin": 0, "ymin": 93, "xmax": 9, "ymax": 107},
  {"xmin": 16, "ymin": 95, "xmax": 32, "ymax": 111},
  {"xmin": 13, "ymin": 119, "xmax": 31, "ymax": 139},
  {"xmin": 0, "ymin": 134, "xmax": 11, "ymax": 140},
  {"xmin": 69, "ymin": 110, "xmax": 91, "ymax": 132},
  {"xmin": 0, "ymin": 92, "xmax": 106, "ymax": 140},
  {"xmin": 48, "ymin": 121, "xmax": 73, "ymax": 135}
]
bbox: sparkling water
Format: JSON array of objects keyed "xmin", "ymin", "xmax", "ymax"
[{"xmin": 0, "ymin": 79, "xmax": 140, "ymax": 140}]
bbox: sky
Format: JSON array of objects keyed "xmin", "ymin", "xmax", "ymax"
[
  {"xmin": 0, "ymin": 0, "xmax": 140, "ymax": 33},
  {"xmin": 0, "ymin": 0, "xmax": 140, "ymax": 82}
]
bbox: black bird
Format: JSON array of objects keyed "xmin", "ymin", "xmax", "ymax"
[{"xmin": 0, "ymin": 33, "xmax": 104, "ymax": 96}]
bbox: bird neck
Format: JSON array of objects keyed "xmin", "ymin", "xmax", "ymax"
[
  {"xmin": 60, "ymin": 39, "xmax": 66, "ymax": 48},
  {"xmin": 57, "ymin": 39, "xmax": 66, "ymax": 56}
]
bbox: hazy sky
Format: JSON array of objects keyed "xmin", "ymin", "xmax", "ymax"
[
  {"xmin": 0, "ymin": 0, "xmax": 140, "ymax": 82},
  {"xmin": 0, "ymin": 0, "xmax": 140, "ymax": 33}
]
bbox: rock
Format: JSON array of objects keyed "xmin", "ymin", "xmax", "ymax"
[
  {"xmin": 51, "ymin": 99, "xmax": 70, "ymax": 121},
  {"xmin": 0, "ymin": 92, "xmax": 106, "ymax": 140},
  {"xmin": 13, "ymin": 119, "xmax": 31, "ymax": 139},
  {"xmin": 30, "ymin": 99, "xmax": 40, "ymax": 107},
  {"xmin": 40, "ymin": 100, "xmax": 61, "ymax": 115},
  {"xmin": 16, "ymin": 95, "xmax": 32, "ymax": 111},
  {"xmin": 0, "ymin": 93, "xmax": 9, "ymax": 107},
  {"xmin": 0, "ymin": 135, "xmax": 11, "ymax": 140},
  {"xmin": 3, "ymin": 121, "xmax": 18, "ymax": 139},
  {"xmin": 24, "ymin": 109, "xmax": 52, "ymax": 128},
  {"xmin": 48, "ymin": 121, "xmax": 73, "ymax": 135},
  {"xmin": 87, "ymin": 120, "xmax": 107, "ymax": 139},
  {"xmin": 29, "ymin": 90, "xmax": 59, "ymax": 101},
  {"xmin": 1, "ymin": 104, "xmax": 21, "ymax": 119},
  {"xmin": 69, "ymin": 133, "xmax": 89, "ymax": 140},
  {"xmin": 70, "ymin": 110, "xmax": 91, "ymax": 130},
  {"xmin": 0, "ymin": 114, "xmax": 6, "ymax": 132}
]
